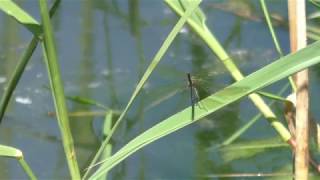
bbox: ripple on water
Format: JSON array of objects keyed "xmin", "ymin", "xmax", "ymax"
[
  {"xmin": 0, "ymin": 76, "xmax": 6, "ymax": 84},
  {"xmin": 15, "ymin": 96, "xmax": 32, "ymax": 105}
]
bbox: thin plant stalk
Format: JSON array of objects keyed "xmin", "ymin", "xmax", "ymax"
[
  {"xmin": 259, "ymin": 0, "xmax": 296, "ymax": 90},
  {"xmin": 97, "ymin": 111, "xmax": 113, "ymax": 180},
  {"xmin": 38, "ymin": 0, "xmax": 80, "ymax": 178},
  {"xmin": 18, "ymin": 158, "xmax": 37, "ymax": 180},
  {"xmin": 260, "ymin": 0, "xmax": 283, "ymax": 56},
  {"xmin": 288, "ymin": 0, "xmax": 309, "ymax": 179}
]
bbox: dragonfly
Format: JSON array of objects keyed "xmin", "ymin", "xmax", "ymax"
[
  {"xmin": 145, "ymin": 70, "xmax": 219, "ymax": 116},
  {"xmin": 187, "ymin": 73, "xmax": 199, "ymax": 120},
  {"xmin": 187, "ymin": 73, "xmax": 199, "ymax": 103},
  {"xmin": 145, "ymin": 52, "xmax": 255, "ymax": 113},
  {"xmin": 186, "ymin": 73, "xmax": 213, "ymax": 120}
]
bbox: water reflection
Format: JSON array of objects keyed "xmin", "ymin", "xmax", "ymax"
[
  {"xmin": 0, "ymin": 4, "xmax": 21, "ymax": 178},
  {"xmin": 0, "ymin": 0, "xmax": 310, "ymax": 179},
  {"xmin": 70, "ymin": 0, "xmax": 100, "ymax": 173}
]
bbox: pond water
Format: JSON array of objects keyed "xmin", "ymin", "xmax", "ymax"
[{"xmin": 1, "ymin": 0, "xmax": 320, "ymax": 179}]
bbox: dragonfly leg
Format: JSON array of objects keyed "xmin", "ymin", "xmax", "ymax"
[{"xmin": 192, "ymin": 87, "xmax": 208, "ymax": 111}]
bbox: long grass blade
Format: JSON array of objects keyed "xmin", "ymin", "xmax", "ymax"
[
  {"xmin": 0, "ymin": 0, "xmax": 41, "ymax": 36},
  {"xmin": 89, "ymin": 40, "xmax": 320, "ymax": 179},
  {"xmin": 66, "ymin": 96, "xmax": 108, "ymax": 110},
  {"xmin": 210, "ymin": 83, "xmax": 290, "ymax": 150},
  {"xmin": 0, "ymin": 37, "xmax": 38, "ymax": 122},
  {"xmin": 38, "ymin": 0, "xmax": 80, "ymax": 178},
  {"xmin": 257, "ymin": 91, "xmax": 289, "ymax": 102},
  {"xmin": 0, "ymin": 145, "xmax": 37, "ymax": 180},
  {"xmin": 219, "ymin": 138, "xmax": 288, "ymax": 163}
]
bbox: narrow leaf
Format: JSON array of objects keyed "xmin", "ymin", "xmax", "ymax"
[
  {"xmin": 219, "ymin": 138, "xmax": 288, "ymax": 163},
  {"xmin": 0, "ymin": 145, "xmax": 37, "ymax": 179},
  {"xmin": 66, "ymin": 96, "xmax": 107, "ymax": 110},
  {"xmin": 0, "ymin": 0, "xmax": 41, "ymax": 36},
  {"xmin": 0, "ymin": 145, "xmax": 22, "ymax": 158}
]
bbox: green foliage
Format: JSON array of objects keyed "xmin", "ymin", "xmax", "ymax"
[
  {"xmin": 1, "ymin": 0, "xmax": 320, "ymax": 179},
  {"xmin": 89, "ymin": 41, "xmax": 320, "ymax": 179}
]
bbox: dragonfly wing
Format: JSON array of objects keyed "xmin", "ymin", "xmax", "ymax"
[{"xmin": 191, "ymin": 86, "xmax": 200, "ymax": 103}]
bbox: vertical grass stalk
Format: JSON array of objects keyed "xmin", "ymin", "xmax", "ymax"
[
  {"xmin": 38, "ymin": 0, "xmax": 80, "ymax": 178},
  {"xmin": 288, "ymin": 0, "xmax": 309, "ymax": 178},
  {"xmin": 259, "ymin": 0, "xmax": 296, "ymax": 91},
  {"xmin": 18, "ymin": 158, "xmax": 37, "ymax": 180},
  {"xmin": 97, "ymin": 111, "xmax": 113, "ymax": 180},
  {"xmin": 260, "ymin": 0, "xmax": 284, "ymax": 56}
]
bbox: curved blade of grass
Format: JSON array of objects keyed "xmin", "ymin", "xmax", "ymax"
[
  {"xmin": 48, "ymin": 110, "xmax": 120, "ymax": 118},
  {"xmin": 66, "ymin": 96, "xmax": 108, "ymax": 110},
  {"xmin": 89, "ymin": 40, "xmax": 320, "ymax": 179},
  {"xmin": 39, "ymin": 0, "xmax": 80, "ymax": 178},
  {"xmin": 218, "ymin": 83, "xmax": 290, "ymax": 148},
  {"xmin": 257, "ymin": 91, "xmax": 290, "ymax": 103},
  {"xmin": 0, "ymin": 145, "xmax": 37, "ymax": 180},
  {"xmin": 166, "ymin": 0, "xmax": 292, "ymax": 143},
  {"xmin": 0, "ymin": 0, "xmax": 60, "ymax": 123},
  {"xmin": 308, "ymin": 31, "xmax": 320, "ymax": 41},
  {"xmin": 82, "ymin": 0, "xmax": 202, "ymax": 178},
  {"xmin": 0, "ymin": 144, "xmax": 22, "ymax": 158},
  {"xmin": 310, "ymin": 0, "xmax": 320, "ymax": 8},
  {"xmin": 219, "ymin": 138, "xmax": 288, "ymax": 163},
  {"xmin": 0, "ymin": 37, "xmax": 38, "ymax": 122},
  {"xmin": 18, "ymin": 158, "xmax": 37, "ymax": 180},
  {"xmin": 98, "ymin": 111, "xmax": 113, "ymax": 180},
  {"xmin": 0, "ymin": 0, "xmax": 41, "ymax": 36}
]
